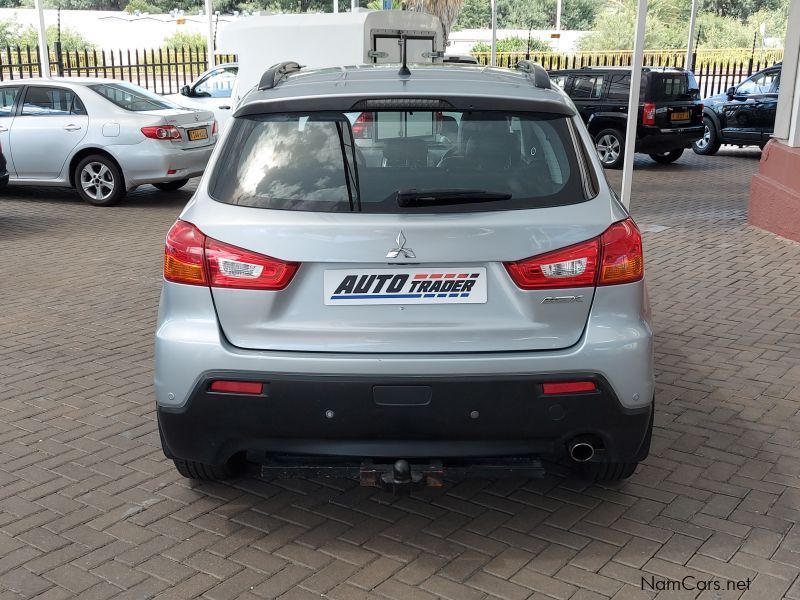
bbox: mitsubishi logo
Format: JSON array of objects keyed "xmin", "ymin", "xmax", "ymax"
[{"xmin": 386, "ymin": 231, "xmax": 416, "ymax": 259}]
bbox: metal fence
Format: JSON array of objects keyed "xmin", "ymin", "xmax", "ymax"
[
  {"xmin": 0, "ymin": 45, "xmax": 785, "ymax": 98},
  {"xmin": 0, "ymin": 45, "xmax": 236, "ymax": 95},
  {"xmin": 472, "ymin": 48, "xmax": 785, "ymax": 98}
]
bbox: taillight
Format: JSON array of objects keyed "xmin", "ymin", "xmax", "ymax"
[
  {"xmin": 598, "ymin": 218, "xmax": 643, "ymax": 285},
  {"xmin": 163, "ymin": 220, "xmax": 299, "ymax": 290},
  {"xmin": 164, "ymin": 220, "xmax": 207, "ymax": 285},
  {"xmin": 504, "ymin": 238, "xmax": 600, "ymax": 290},
  {"xmin": 504, "ymin": 218, "xmax": 643, "ymax": 290},
  {"xmin": 209, "ymin": 380, "xmax": 263, "ymax": 394},
  {"xmin": 205, "ymin": 237, "xmax": 298, "ymax": 290},
  {"xmin": 141, "ymin": 125, "xmax": 182, "ymax": 141},
  {"xmin": 642, "ymin": 103, "xmax": 656, "ymax": 126},
  {"xmin": 542, "ymin": 381, "xmax": 597, "ymax": 394},
  {"xmin": 212, "ymin": 120, "xmax": 218, "ymax": 135},
  {"xmin": 352, "ymin": 112, "xmax": 374, "ymax": 139}
]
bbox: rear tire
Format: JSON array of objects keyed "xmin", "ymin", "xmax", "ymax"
[
  {"xmin": 74, "ymin": 154, "xmax": 126, "ymax": 206},
  {"xmin": 153, "ymin": 179, "xmax": 190, "ymax": 192},
  {"xmin": 173, "ymin": 456, "xmax": 244, "ymax": 481},
  {"xmin": 593, "ymin": 128, "xmax": 625, "ymax": 169},
  {"xmin": 692, "ymin": 118, "xmax": 721, "ymax": 156},
  {"xmin": 649, "ymin": 148, "xmax": 684, "ymax": 164}
]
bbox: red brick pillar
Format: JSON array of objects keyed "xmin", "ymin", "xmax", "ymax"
[
  {"xmin": 748, "ymin": 140, "xmax": 800, "ymax": 242},
  {"xmin": 748, "ymin": 0, "xmax": 800, "ymax": 242}
]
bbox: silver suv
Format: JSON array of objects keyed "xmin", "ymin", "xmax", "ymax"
[{"xmin": 155, "ymin": 61, "xmax": 654, "ymax": 486}]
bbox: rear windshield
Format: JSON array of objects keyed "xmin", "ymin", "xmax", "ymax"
[
  {"xmin": 87, "ymin": 82, "xmax": 181, "ymax": 111},
  {"xmin": 208, "ymin": 110, "xmax": 592, "ymax": 213},
  {"xmin": 649, "ymin": 73, "xmax": 699, "ymax": 101}
]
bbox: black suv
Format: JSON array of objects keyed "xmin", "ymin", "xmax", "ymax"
[
  {"xmin": 693, "ymin": 63, "xmax": 781, "ymax": 155},
  {"xmin": 550, "ymin": 67, "xmax": 704, "ymax": 168}
]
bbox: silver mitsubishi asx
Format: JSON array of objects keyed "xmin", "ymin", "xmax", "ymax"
[{"xmin": 155, "ymin": 61, "xmax": 654, "ymax": 486}]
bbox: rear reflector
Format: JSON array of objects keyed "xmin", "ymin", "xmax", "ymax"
[
  {"xmin": 209, "ymin": 380, "xmax": 263, "ymax": 394},
  {"xmin": 542, "ymin": 381, "xmax": 597, "ymax": 394}
]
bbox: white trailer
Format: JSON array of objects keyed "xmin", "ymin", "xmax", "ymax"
[{"xmin": 218, "ymin": 11, "xmax": 445, "ymax": 106}]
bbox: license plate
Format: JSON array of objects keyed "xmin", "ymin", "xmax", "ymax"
[
  {"xmin": 324, "ymin": 268, "xmax": 488, "ymax": 305},
  {"xmin": 671, "ymin": 111, "xmax": 690, "ymax": 121},
  {"xmin": 187, "ymin": 127, "xmax": 208, "ymax": 141}
]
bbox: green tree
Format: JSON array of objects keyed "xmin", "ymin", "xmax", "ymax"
[
  {"xmin": 162, "ymin": 30, "xmax": 206, "ymax": 49},
  {"xmin": 454, "ymin": 0, "xmax": 597, "ymax": 31},
  {"xmin": 472, "ymin": 35, "xmax": 550, "ymax": 52},
  {"xmin": 0, "ymin": 20, "xmax": 95, "ymax": 50},
  {"xmin": 124, "ymin": 0, "xmax": 160, "ymax": 12}
]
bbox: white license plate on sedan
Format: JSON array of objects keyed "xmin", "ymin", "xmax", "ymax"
[{"xmin": 324, "ymin": 268, "xmax": 487, "ymax": 305}]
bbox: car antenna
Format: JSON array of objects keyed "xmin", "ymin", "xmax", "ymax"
[{"xmin": 398, "ymin": 33, "xmax": 411, "ymax": 77}]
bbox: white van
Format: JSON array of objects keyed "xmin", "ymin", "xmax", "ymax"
[{"xmin": 178, "ymin": 11, "xmax": 444, "ymax": 127}]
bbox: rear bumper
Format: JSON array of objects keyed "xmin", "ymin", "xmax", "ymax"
[
  {"xmin": 112, "ymin": 140, "xmax": 214, "ymax": 189},
  {"xmin": 636, "ymin": 125, "xmax": 704, "ymax": 153},
  {"xmin": 158, "ymin": 372, "xmax": 653, "ymax": 466}
]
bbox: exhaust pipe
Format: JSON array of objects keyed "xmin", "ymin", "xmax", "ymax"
[{"xmin": 568, "ymin": 440, "xmax": 595, "ymax": 462}]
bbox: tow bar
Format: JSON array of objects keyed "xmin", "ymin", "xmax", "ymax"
[{"xmin": 260, "ymin": 456, "xmax": 545, "ymax": 494}]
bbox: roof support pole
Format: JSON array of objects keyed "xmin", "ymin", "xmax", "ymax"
[
  {"xmin": 206, "ymin": 0, "xmax": 215, "ymax": 69},
  {"xmin": 34, "ymin": 0, "xmax": 48, "ymax": 78},
  {"xmin": 490, "ymin": 0, "xmax": 497, "ymax": 66},
  {"xmin": 620, "ymin": 0, "xmax": 647, "ymax": 209},
  {"xmin": 555, "ymin": 0, "xmax": 562, "ymax": 31},
  {"xmin": 685, "ymin": 0, "xmax": 699, "ymax": 69}
]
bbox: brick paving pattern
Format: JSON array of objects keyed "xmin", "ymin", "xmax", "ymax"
[{"xmin": 1, "ymin": 148, "xmax": 799, "ymax": 599}]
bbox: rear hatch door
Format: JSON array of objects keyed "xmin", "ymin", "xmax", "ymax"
[
  {"xmin": 190, "ymin": 108, "xmax": 614, "ymax": 354},
  {"xmin": 649, "ymin": 71, "xmax": 703, "ymax": 127}
]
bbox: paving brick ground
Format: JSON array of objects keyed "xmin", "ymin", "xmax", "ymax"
[{"xmin": 1, "ymin": 147, "xmax": 799, "ymax": 600}]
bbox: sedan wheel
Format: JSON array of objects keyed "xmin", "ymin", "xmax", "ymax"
[
  {"xmin": 594, "ymin": 128, "xmax": 625, "ymax": 169},
  {"xmin": 74, "ymin": 155, "xmax": 125, "ymax": 207}
]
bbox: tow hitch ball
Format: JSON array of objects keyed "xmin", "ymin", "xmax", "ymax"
[{"xmin": 360, "ymin": 459, "xmax": 444, "ymax": 494}]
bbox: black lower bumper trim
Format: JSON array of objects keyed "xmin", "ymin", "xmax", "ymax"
[{"xmin": 158, "ymin": 371, "xmax": 652, "ymax": 466}]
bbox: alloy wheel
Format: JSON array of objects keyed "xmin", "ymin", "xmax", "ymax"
[
  {"xmin": 596, "ymin": 134, "xmax": 621, "ymax": 165},
  {"xmin": 80, "ymin": 162, "xmax": 115, "ymax": 202},
  {"xmin": 695, "ymin": 125, "xmax": 711, "ymax": 150}
]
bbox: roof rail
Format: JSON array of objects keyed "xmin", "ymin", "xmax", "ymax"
[
  {"xmin": 258, "ymin": 61, "xmax": 303, "ymax": 91},
  {"xmin": 515, "ymin": 60, "xmax": 551, "ymax": 90}
]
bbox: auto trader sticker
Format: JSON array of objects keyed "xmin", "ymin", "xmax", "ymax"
[{"xmin": 324, "ymin": 268, "xmax": 488, "ymax": 305}]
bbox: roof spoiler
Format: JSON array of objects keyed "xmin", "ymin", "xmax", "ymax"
[
  {"xmin": 515, "ymin": 61, "xmax": 551, "ymax": 90},
  {"xmin": 258, "ymin": 61, "xmax": 303, "ymax": 91}
]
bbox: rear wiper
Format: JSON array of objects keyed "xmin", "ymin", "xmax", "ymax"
[{"xmin": 392, "ymin": 188, "xmax": 512, "ymax": 207}]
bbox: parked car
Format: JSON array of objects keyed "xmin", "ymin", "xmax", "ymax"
[
  {"xmin": 155, "ymin": 61, "xmax": 654, "ymax": 487},
  {"xmin": 0, "ymin": 78, "xmax": 217, "ymax": 206},
  {"xmin": 693, "ymin": 63, "xmax": 781, "ymax": 155},
  {"xmin": 165, "ymin": 63, "xmax": 238, "ymax": 130},
  {"xmin": 550, "ymin": 67, "xmax": 704, "ymax": 168}
]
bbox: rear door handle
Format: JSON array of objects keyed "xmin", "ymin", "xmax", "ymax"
[
  {"xmin": 218, "ymin": 105, "xmax": 231, "ymax": 110},
  {"xmin": 64, "ymin": 124, "xmax": 82, "ymax": 131},
  {"xmin": 0, "ymin": 126, "xmax": 7, "ymax": 132}
]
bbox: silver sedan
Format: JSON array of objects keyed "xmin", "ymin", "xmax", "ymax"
[{"xmin": 0, "ymin": 78, "xmax": 217, "ymax": 206}]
